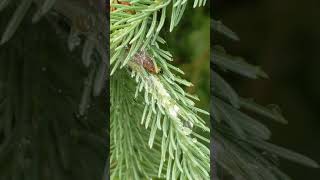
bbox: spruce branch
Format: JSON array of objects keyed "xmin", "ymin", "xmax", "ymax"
[
  {"xmin": 110, "ymin": 70, "xmax": 163, "ymax": 179},
  {"xmin": 110, "ymin": 0, "xmax": 206, "ymax": 74},
  {"xmin": 111, "ymin": 0, "xmax": 210, "ymax": 179}
]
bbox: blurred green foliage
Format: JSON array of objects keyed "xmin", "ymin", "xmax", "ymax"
[{"xmin": 163, "ymin": 4, "xmax": 210, "ymax": 115}]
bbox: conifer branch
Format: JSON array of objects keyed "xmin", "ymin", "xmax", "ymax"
[
  {"xmin": 110, "ymin": 71, "xmax": 163, "ymax": 179},
  {"xmin": 111, "ymin": 0, "xmax": 210, "ymax": 179}
]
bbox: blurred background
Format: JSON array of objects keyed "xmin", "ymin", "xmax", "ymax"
[
  {"xmin": 214, "ymin": 0, "xmax": 320, "ymax": 179},
  {"xmin": 0, "ymin": 3, "xmax": 107, "ymax": 179}
]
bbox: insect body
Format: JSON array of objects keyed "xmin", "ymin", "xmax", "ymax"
[{"xmin": 133, "ymin": 51, "xmax": 160, "ymax": 74}]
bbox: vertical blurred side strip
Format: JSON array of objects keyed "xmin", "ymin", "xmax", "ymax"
[
  {"xmin": 103, "ymin": 0, "xmax": 110, "ymax": 179},
  {"xmin": 210, "ymin": 1, "xmax": 217, "ymax": 179}
]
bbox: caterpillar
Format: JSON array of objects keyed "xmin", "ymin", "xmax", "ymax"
[{"xmin": 133, "ymin": 51, "xmax": 161, "ymax": 74}]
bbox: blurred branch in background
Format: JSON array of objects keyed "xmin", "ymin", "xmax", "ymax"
[
  {"xmin": 0, "ymin": 1, "xmax": 108, "ymax": 179},
  {"xmin": 214, "ymin": 0, "xmax": 320, "ymax": 179}
]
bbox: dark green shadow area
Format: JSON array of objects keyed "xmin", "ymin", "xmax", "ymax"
[{"xmin": 0, "ymin": 3, "xmax": 108, "ymax": 180}]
